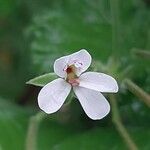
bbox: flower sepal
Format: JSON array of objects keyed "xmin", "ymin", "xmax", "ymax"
[{"xmin": 26, "ymin": 72, "xmax": 58, "ymax": 87}]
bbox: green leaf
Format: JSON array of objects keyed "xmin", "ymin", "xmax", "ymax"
[{"xmin": 26, "ymin": 73, "xmax": 58, "ymax": 87}]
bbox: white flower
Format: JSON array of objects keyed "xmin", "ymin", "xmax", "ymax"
[{"xmin": 38, "ymin": 49, "xmax": 118, "ymax": 120}]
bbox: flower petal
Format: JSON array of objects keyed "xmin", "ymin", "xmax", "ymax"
[
  {"xmin": 38, "ymin": 78, "xmax": 71, "ymax": 114},
  {"xmin": 73, "ymin": 86, "xmax": 110, "ymax": 120},
  {"xmin": 79, "ymin": 72, "xmax": 118, "ymax": 93},
  {"xmin": 68, "ymin": 49, "xmax": 92, "ymax": 75},
  {"xmin": 54, "ymin": 55, "xmax": 69, "ymax": 78},
  {"xmin": 54, "ymin": 49, "xmax": 92, "ymax": 78}
]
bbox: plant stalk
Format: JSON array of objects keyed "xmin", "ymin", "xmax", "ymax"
[
  {"xmin": 109, "ymin": 94, "xmax": 138, "ymax": 150},
  {"xmin": 124, "ymin": 79, "xmax": 150, "ymax": 107},
  {"xmin": 110, "ymin": 0, "xmax": 121, "ymax": 55},
  {"xmin": 25, "ymin": 112, "xmax": 47, "ymax": 150}
]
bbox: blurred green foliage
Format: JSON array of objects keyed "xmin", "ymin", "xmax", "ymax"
[{"xmin": 0, "ymin": 0, "xmax": 150, "ymax": 149}]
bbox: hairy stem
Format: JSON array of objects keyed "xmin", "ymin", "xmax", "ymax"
[
  {"xmin": 124, "ymin": 79, "xmax": 150, "ymax": 107},
  {"xmin": 25, "ymin": 112, "xmax": 47, "ymax": 150},
  {"xmin": 25, "ymin": 101, "xmax": 72, "ymax": 150},
  {"xmin": 109, "ymin": 94, "xmax": 138, "ymax": 150},
  {"xmin": 109, "ymin": 3, "xmax": 137, "ymax": 147},
  {"xmin": 132, "ymin": 48, "xmax": 150, "ymax": 59},
  {"xmin": 110, "ymin": 0, "xmax": 120, "ymax": 55}
]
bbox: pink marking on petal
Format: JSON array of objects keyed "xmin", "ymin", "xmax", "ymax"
[
  {"xmin": 78, "ymin": 62, "xmax": 83, "ymax": 65},
  {"xmin": 63, "ymin": 65, "xmax": 68, "ymax": 72}
]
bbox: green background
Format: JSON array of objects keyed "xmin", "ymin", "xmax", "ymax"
[{"xmin": 0, "ymin": 0, "xmax": 150, "ymax": 149}]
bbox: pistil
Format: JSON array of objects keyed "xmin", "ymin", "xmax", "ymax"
[{"xmin": 66, "ymin": 65, "xmax": 79, "ymax": 86}]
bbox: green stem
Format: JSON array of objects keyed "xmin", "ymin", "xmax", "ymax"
[
  {"xmin": 110, "ymin": 1, "xmax": 143, "ymax": 149},
  {"xmin": 25, "ymin": 99, "xmax": 73, "ymax": 150},
  {"xmin": 132, "ymin": 48, "xmax": 150, "ymax": 59},
  {"xmin": 110, "ymin": 0, "xmax": 120, "ymax": 55},
  {"xmin": 109, "ymin": 94, "xmax": 138, "ymax": 150},
  {"xmin": 124, "ymin": 79, "xmax": 150, "ymax": 107},
  {"xmin": 25, "ymin": 112, "xmax": 47, "ymax": 150}
]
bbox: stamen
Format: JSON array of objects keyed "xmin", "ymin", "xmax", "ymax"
[
  {"xmin": 66, "ymin": 66, "xmax": 73, "ymax": 74},
  {"xmin": 65, "ymin": 64, "xmax": 79, "ymax": 86}
]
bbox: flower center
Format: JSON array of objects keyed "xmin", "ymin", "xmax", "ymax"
[{"xmin": 65, "ymin": 65, "xmax": 79, "ymax": 86}]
